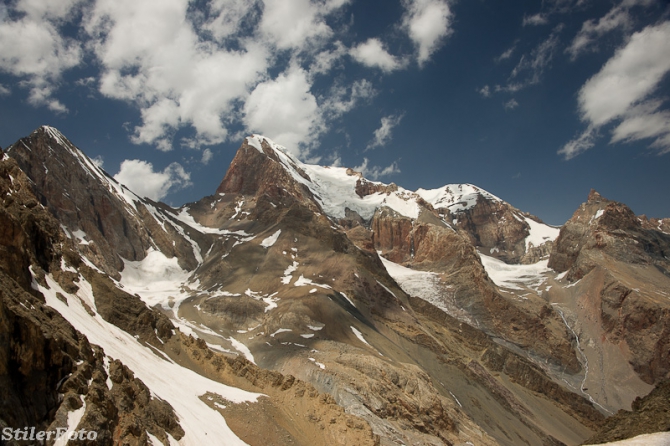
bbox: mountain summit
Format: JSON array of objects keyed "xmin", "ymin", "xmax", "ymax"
[{"xmin": 1, "ymin": 126, "xmax": 669, "ymax": 445}]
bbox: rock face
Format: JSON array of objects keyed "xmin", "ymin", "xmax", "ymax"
[
  {"xmin": 414, "ymin": 185, "xmax": 559, "ymax": 265},
  {"xmin": 0, "ymin": 155, "xmax": 184, "ymax": 445},
  {"xmin": 8, "ymin": 128, "xmax": 670, "ymax": 445},
  {"xmin": 0, "ymin": 273, "xmax": 186, "ymax": 446},
  {"xmin": 366, "ymin": 195, "xmax": 580, "ymax": 379},
  {"xmin": 548, "ymin": 189, "xmax": 670, "ymax": 280},
  {"xmin": 450, "ymin": 196, "xmax": 530, "ymax": 262},
  {"xmin": 370, "ymin": 208, "xmax": 414, "ymax": 263},
  {"xmin": 354, "ymin": 177, "xmax": 399, "ymax": 197},
  {"xmin": 584, "ymin": 379, "xmax": 670, "ymax": 445},
  {"xmin": 546, "ymin": 190, "xmax": 670, "ymax": 388},
  {"xmin": 600, "ymin": 277, "xmax": 670, "ymax": 385},
  {"xmin": 640, "ymin": 215, "xmax": 670, "ymax": 234},
  {"xmin": 6, "ymin": 126, "xmax": 200, "ymax": 277},
  {"xmin": 203, "ymin": 136, "xmax": 598, "ymax": 444},
  {"xmin": 216, "ymin": 137, "xmax": 320, "ymax": 214},
  {"xmin": 0, "ymin": 152, "xmax": 60, "ymax": 291}
]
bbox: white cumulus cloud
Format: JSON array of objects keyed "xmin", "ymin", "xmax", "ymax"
[
  {"xmin": 320, "ymin": 79, "xmax": 376, "ymax": 122},
  {"xmin": 77, "ymin": 0, "xmax": 367, "ymax": 154},
  {"xmin": 243, "ymin": 64, "xmax": 321, "ymax": 156},
  {"xmin": 401, "ymin": 0, "xmax": 453, "ymax": 66},
  {"xmin": 259, "ymin": 0, "xmax": 349, "ymax": 51},
  {"xmin": 504, "ymin": 99, "xmax": 519, "ymax": 110},
  {"xmin": 114, "ymin": 159, "xmax": 192, "ymax": 201},
  {"xmin": 201, "ymin": 148, "xmax": 214, "ymax": 165},
  {"xmin": 84, "ymin": 0, "xmax": 269, "ymax": 150},
  {"xmin": 350, "ymin": 38, "xmax": 405, "ymax": 72},
  {"xmin": 0, "ymin": 0, "xmax": 456, "ymax": 163},
  {"xmin": 0, "ymin": 0, "xmax": 84, "ymax": 112},
  {"xmin": 560, "ymin": 21, "xmax": 670, "ymax": 158},
  {"xmin": 244, "ymin": 63, "xmax": 374, "ymax": 158},
  {"xmin": 523, "ymin": 13, "xmax": 548, "ymax": 26},
  {"xmin": 577, "ymin": 22, "xmax": 670, "ymax": 127},
  {"xmin": 310, "ymin": 41, "xmax": 348, "ymax": 75},
  {"xmin": 91, "ymin": 155, "xmax": 104, "ymax": 168},
  {"xmin": 610, "ymin": 101, "xmax": 670, "ymax": 154},
  {"xmin": 200, "ymin": 0, "xmax": 262, "ymax": 43},
  {"xmin": 478, "ymin": 85, "xmax": 491, "ymax": 98}
]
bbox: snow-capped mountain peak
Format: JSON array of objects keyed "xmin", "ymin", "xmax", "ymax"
[
  {"xmin": 416, "ymin": 183, "xmax": 502, "ymax": 213},
  {"xmin": 238, "ymin": 135, "xmax": 503, "ymax": 222}
]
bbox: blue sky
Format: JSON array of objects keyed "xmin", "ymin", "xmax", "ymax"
[{"xmin": 1, "ymin": 0, "xmax": 669, "ymax": 225}]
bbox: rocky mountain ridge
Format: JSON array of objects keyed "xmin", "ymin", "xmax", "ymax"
[
  {"xmin": 1, "ymin": 134, "xmax": 380, "ymax": 446},
  {"xmin": 219, "ymin": 135, "xmax": 559, "ymax": 265},
  {"xmin": 1, "ymin": 126, "xmax": 669, "ymax": 445},
  {"xmin": 547, "ymin": 189, "xmax": 670, "ymax": 391}
]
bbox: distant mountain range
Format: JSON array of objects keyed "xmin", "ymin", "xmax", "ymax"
[{"xmin": 1, "ymin": 125, "xmax": 669, "ymax": 445}]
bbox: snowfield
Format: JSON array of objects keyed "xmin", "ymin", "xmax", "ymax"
[
  {"xmin": 119, "ymin": 249, "xmax": 191, "ymax": 312},
  {"xmin": 478, "ymin": 253, "xmax": 551, "ymax": 291},
  {"xmin": 522, "ymin": 216, "xmax": 560, "ymax": 251},
  {"xmin": 35, "ymin": 270, "xmax": 263, "ymax": 446},
  {"xmin": 379, "ymin": 256, "xmax": 446, "ymax": 308},
  {"xmin": 350, "ymin": 326, "xmax": 371, "ymax": 346}
]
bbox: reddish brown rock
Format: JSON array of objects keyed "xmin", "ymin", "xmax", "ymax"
[
  {"xmin": 216, "ymin": 138, "xmax": 321, "ymax": 215},
  {"xmin": 548, "ymin": 189, "xmax": 670, "ymax": 279},
  {"xmin": 447, "ymin": 195, "xmax": 553, "ymax": 264},
  {"xmin": 548, "ymin": 190, "xmax": 670, "ymax": 386},
  {"xmin": 354, "ymin": 178, "xmax": 398, "ymax": 198},
  {"xmin": 368, "ymin": 201, "xmax": 581, "ymax": 375},
  {"xmin": 371, "ymin": 208, "xmax": 413, "ymax": 263}
]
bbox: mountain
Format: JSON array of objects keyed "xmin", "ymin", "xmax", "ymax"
[
  {"xmin": 545, "ymin": 189, "xmax": 670, "ymax": 407},
  {"xmin": 1, "ymin": 126, "xmax": 669, "ymax": 445},
  {"xmin": 6, "ymin": 126, "xmax": 203, "ymax": 278}
]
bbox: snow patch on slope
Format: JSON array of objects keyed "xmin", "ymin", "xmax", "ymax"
[
  {"xmin": 380, "ymin": 256, "xmax": 441, "ymax": 303},
  {"xmin": 380, "ymin": 255, "xmax": 479, "ymax": 325},
  {"xmin": 350, "ymin": 326, "xmax": 371, "ymax": 346},
  {"xmin": 295, "ymin": 160, "xmax": 420, "ymax": 220},
  {"xmin": 35, "ymin": 271, "xmax": 262, "ymax": 446},
  {"xmin": 294, "ymin": 275, "xmax": 332, "ymax": 289},
  {"xmin": 119, "ymin": 249, "xmax": 191, "ymax": 310},
  {"xmin": 246, "ymin": 135, "xmax": 265, "ymax": 153},
  {"xmin": 174, "ymin": 207, "xmax": 250, "ymax": 237},
  {"xmin": 584, "ymin": 432, "xmax": 670, "ymax": 446},
  {"xmin": 244, "ymin": 288, "xmax": 279, "ymax": 312},
  {"xmin": 227, "ymin": 336, "xmax": 255, "ymax": 364},
  {"xmin": 478, "ymin": 253, "xmax": 550, "ymax": 291},
  {"xmin": 53, "ymin": 396, "xmax": 86, "ymax": 446},
  {"xmin": 260, "ymin": 229, "xmax": 281, "ymax": 248},
  {"xmin": 523, "ymin": 217, "xmax": 560, "ymax": 251},
  {"xmin": 281, "ymin": 261, "xmax": 299, "ymax": 285}
]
